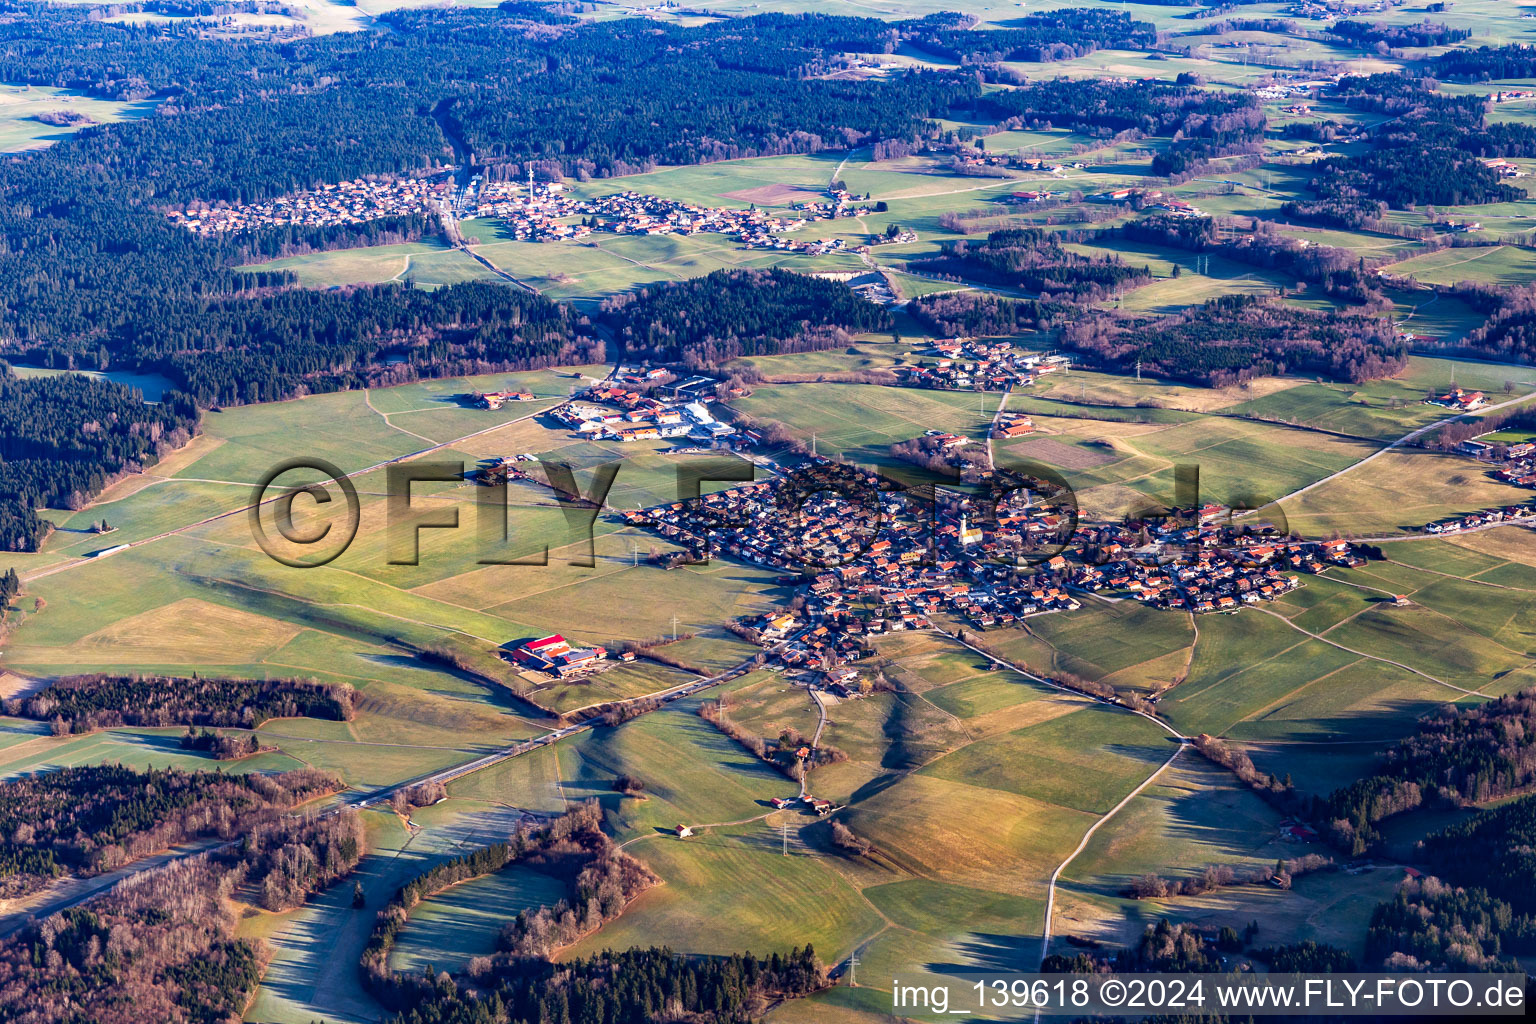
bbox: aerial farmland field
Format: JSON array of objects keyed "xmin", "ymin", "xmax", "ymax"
[{"xmin": 7, "ymin": 1, "xmax": 1536, "ymax": 1020}]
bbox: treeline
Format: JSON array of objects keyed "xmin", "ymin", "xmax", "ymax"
[
  {"xmin": 180, "ymin": 727, "xmax": 267, "ymax": 760},
  {"xmin": 498, "ymin": 832, "xmax": 659, "ymax": 957},
  {"xmin": 906, "ymin": 291, "xmax": 1075, "ymax": 338},
  {"xmin": 0, "ymin": 764, "xmax": 340, "ymax": 897},
  {"xmin": 1128, "ymin": 853, "xmax": 1332, "ymax": 899},
  {"xmin": 1284, "ymin": 73, "xmax": 1527, "ymax": 228},
  {"xmin": 385, "ymin": 945, "xmax": 825, "ymax": 1024},
  {"xmin": 362, "ymin": 804, "xmax": 658, "ymax": 1008},
  {"xmin": 0, "ymin": 808, "xmax": 362, "ymax": 1022},
  {"xmin": 1320, "ymin": 687, "xmax": 1536, "ymax": 854},
  {"xmin": 1367, "ymin": 876, "xmax": 1534, "ymax": 970},
  {"xmin": 0, "ymin": 370, "xmax": 200, "ymax": 552},
  {"xmin": 1458, "ymin": 283, "xmax": 1536, "ymax": 365},
  {"xmin": 232, "ymin": 212, "xmax": 439, "ymax": 262},
  {"xmin": 1362, "ymin": 764, "xmax": 1536, "ymax": 972},
  {"xmin": 910, "ymin": 228, "xmax": 1152, "ymax": 300},
  {"xmin": 1190, "ymin": 17, "xmax": 1468, "ymax": 51},
  {"xmin": 898, "ymin": 9, "xmax": 1155, "ymax": 65},
  {"xmin": 1256, "ymin": 940, "xmax": 1356, "ymax": 973},
  {"xmin": 1061, "ymin": 294, "xmax": 1407, "ymax": 386},
  {"xmin": 242, "ymin": 809, "xmax": 364, "ymax": 911},
  {"xmin": 0, "ymin": 861, "xmax": 260, "ymax": 1024},
  {"xmin": 974, "ymin": 77, "xmax": 1265, "ymax": 180},
  {"xmin": 1433, "ymin": 44, "xmax": 1536, "ymax": 82},
  {"xmin": 122, "ymin": 283, "xmax": 596, "ymax": 408},
  {"xmin": 7, "ymin": 673, "xmax": 354, "ymax": 734},
  {"xmin": 410, "ymin": 11, "xmax": 972, "ymax": 179},
  {"xmin": 1431, "ymin": 404, "xmax": 1536, "ymax": 451},
  {"xmin": 1049, "ymin": 921, "xmax": 1362, "ymax": 976},
  {"xmin": 1116, "ymin": 214, "xmax": 1388, "ymax": 307},
  {"xmin": 604, "ymin": 269, "xmax": 893, "ymax": 367},
  {"xmin": 1329, "ymin": 19, "xmax": 1469, "ymax": 50},
  {"xmin": 1421, "ymin": 796, "xmax": 1536, "ymax": 917},
  {"xmin": 1045, "ymin": 919, "xmax": 1225, "ymax": 974}
]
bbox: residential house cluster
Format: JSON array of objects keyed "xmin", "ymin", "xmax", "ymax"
[
  {"xmin": 1070, "ymin": 533, "xmax": 1316, "ymax": 613},
  {"xmin": 624, "ymin": 471, "xmax": 1085, "ymax": 668},
  {"xmin": 172, "ymin": 173, "xmax": 881, "ymax": 260},
  {"xmin": 172, "ymin": 176, "xmax": 454, "ymax": 235},
  {"xmin": 1423, "ymin": 503, "xmax": 1536, "ymax": 534},
  {"xmin": 1285, "ymin": 0, "xmax": 1398, "ymax": 16},
  {"xmin": 894, "ymin": 340, "xmax": 1066, "ymax": 393},
  {"xmin": 623, "ymin": 472, "xmax": 1372, "ymax": 673},
  {"xmin": 1066, "ymin": 508, "xmax": 1368, "ymax": 613},
  {"xmin": 1494, "ymin": 441, "xmax": 1536, "ymax": 486}
]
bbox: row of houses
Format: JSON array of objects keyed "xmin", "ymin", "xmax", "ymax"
[
  {"xmin": 1494, "ymin": 443, "xmax": 1536, "ymax": 486},
  {"xmin": 1423, "ymin": 503, "xmax": 1536, "ymax": 534}
]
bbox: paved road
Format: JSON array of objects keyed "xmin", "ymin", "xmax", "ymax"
[
  {"xmin": 938, "ymin": 629, "xmax": 1188, "ymax": 968},
  {"xmin": 802, "ymin": 687, "xmax": 829, "ymax": 800},
  {"xmin": 1249, "ymin": 387, "xmax": 1536, "ymax": 514}
]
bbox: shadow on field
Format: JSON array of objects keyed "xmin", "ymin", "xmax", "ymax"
[
  {"xmin": 1105, "ymin": 740, "xmax": 1179, "ymax": 767},
  {"xmin": 846, "ymin": 771, "xmax": 906, "ymax": 808},
  {"xmin": 928, "ymin": 931, "xmax": 1037, "ymax": 973}
]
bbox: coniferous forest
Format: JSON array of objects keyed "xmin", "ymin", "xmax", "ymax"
[
  {"xmin": 0, "ymin": 765, "xmax": 341, "ymax": 897},
  {"xmin": 0, "ymin": 370, "xmax": 200, "ymax": 551},
  {"xmin": 6, "ymin": 674, "xmax": 355, "ymax": 734},
  {"xmin": 911, "ymin": 228, "xmax": 1152, "ymax": 300},
  {"xmin": 605, "ymin": 269, "xmax": 894, "ymax": 367},
  {"xmin": 1060, "ymin": 295, "xmax": 1407, "ymax": 386}
]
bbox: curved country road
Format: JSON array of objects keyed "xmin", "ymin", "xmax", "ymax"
[
  {"xmin": 937, "ymin": 630, "xmax": 1188, "ymax": 967},
  {"xmin": 1253, "ymin": 387, "xmax": 1536, "ymax": 513}
]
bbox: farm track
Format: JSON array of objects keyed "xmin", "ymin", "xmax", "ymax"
[{"xmin": 936, "ymin": 630, "xmax": 1188, "ymax": 969}]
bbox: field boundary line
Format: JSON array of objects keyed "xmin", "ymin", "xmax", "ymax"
[
  {"xmin": 1037, "ymin": 743, "xmax": 1183, "ymax": 969},
  {"xmin": 1253, "ymin": 607, "xmax": 1478, "ymax": 696}
]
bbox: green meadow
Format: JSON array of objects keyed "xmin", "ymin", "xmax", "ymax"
[{"xmin": 0, "ymin": 84, "xmax": 154, "ymax": 152}]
